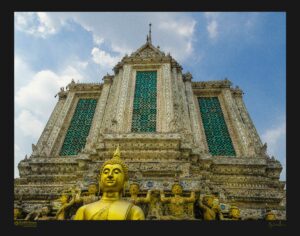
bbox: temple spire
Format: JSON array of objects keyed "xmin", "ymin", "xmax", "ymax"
[{"xmin": 147, "ymin": 23, "xmax": 152, "ymax": 44}]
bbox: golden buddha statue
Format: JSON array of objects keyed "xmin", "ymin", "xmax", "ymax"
[
  {"xmin": 74, "ymin": 146, "xmax": 145, "ymax": 220},
  {"xmin": 228, "ymin": 206, "xmax": 241, "ymax": 220},
  {"xmin": 199, "ymin": 195, "xmax": 223, "ymax": 220},
  {"xmin": 265, "ymin": 210, "xmax": 276, "ymax": 221},
  {"xmin": 129, "ymin": 183, "xmax": 151, "ymax": 205},
  {"xmin": 160, "ymin": 183, "xmax": 196, "ymax": 220}
]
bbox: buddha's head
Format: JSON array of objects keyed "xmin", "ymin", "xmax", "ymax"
[
  {"xmin": 99, "ymin": 146, "xmax": 128, "ymax": 194},
  {"xmin": 88, "ymin": 183, "xmax": 98, "ymax": 195},
  {"xmin": 203, "ymin": 195, "xmax": 214, "ymax": 208},
  {"xmin": 171, "ymin": 183, "xmax": 183, "ymax": 195},
  {"xmin": 129, "ymin": 183, "xmax": 140, "ymax": 195},
  {"xmin": 229, "ymin": 206, "xmax": 240, "ymax": 219},
  {"xmin": 265, "ymin": 211, "xmax": 276, "ymax": 221}
]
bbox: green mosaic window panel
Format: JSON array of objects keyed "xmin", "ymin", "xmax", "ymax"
[
  {"xmin": 60, "ymin": 99, "xmax": 97, "ymax": 156},
  {"xmin": 198, "ymin": 97, "xmax": 236, "ymax": 156},
  {"xmin": 131, "ymin": 71, "xmax": 157, "ymax": 132}
]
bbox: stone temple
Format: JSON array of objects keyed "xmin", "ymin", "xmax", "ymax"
[{"xmin": 14, "ymin": 29, "xmax": 286, "ymax": 221}]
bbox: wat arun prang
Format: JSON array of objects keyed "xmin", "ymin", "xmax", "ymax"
[{"xmin": 14, "ymin": 26, "xmax": 286, "ymax": 221}]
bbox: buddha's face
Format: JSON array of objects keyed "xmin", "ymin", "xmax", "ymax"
[
  {"xmin": 88, "ymin": 184, "xmax": 97, "ymax": 195},
  {"xmin": 14, "ymin": 208, "xmax": 20, "ymax": 219},
  {"xmin": 265, "ymin": 213, "xmax": 276, "ymax": 220},
  {"xmin": 172, "ymin": 184, "xmax": 183, "ymax": 195},
  {"xmin": 60, "ymin": 194, "xmax": 68, "ymax": 204},
  {"xmin": 129, "ymin": 184, "xmax": 139, "ymax": 195},
  {"xmin": 100, "ymin": 164, "xmax": 125, "ymax": 193},
  {"xmin": 230, "ymin": 208, "xmax": 240, "ymax": 219},
  {"xmin": 204, "ymin": 196, "xmax": 214, "ymax": 207}
]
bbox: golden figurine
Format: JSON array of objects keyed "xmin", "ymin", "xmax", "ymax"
[
  {"xmin": 228, "ymin": 206, "xmax": 241, "ymax": 220},
  {"xmin": 14, "ymin": 207, "xmax": 22, "ymax": 220},
  {"xmin": 146, "ymin": 190, "xmax": 163, "ymax": 220},
  {"xmin": 129, "ymin": 183, "xmax": 151, "ymax": 205},
  {"xmin": 160, "ymin": 183, "xmax": 196, "ymax": 220},
  {"xmin": 74, "ymin": 146, "xmax": 145, "ymax": 220},
  {"xmin": 74, "ymin": 183, "xmax": 99, "ymax": 206},
  {"xmin": 199, "ymin": 195, "xmax": 223, "ymax": 220},
  {"xmin": 56, "ymin": 191, "xmax": 77, "ymax": 220},
  {"xmin": 265, "ymin": 210, "xmax": 276, "ymax": 221}
]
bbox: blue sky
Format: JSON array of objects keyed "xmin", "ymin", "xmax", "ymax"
[{"xmin": 14, "ymin": 12, "xmax": 286, "ymax": 180}]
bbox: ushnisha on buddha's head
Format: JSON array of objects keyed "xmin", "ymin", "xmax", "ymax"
[{"xmin": 99, "ymin": 146, "xmax": 128, "ymax": 194}]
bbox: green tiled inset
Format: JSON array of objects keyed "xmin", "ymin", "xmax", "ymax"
[
  {"xmin": 131, "ymin": 71, "xmax": 157, "ymax": 132},
  {"xmin": 60, "ymin": 98, "xmax": 97, "ymax": 156},
  {"xmin": 198, "ymin": 97, "xmax": 236, "ymax": 156}
]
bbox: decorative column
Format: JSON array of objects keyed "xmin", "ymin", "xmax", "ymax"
[
  {"xmin": 221, "ymin": 89, "xmax": 249, "ymax": 156},
  {"xmin": 183, "ymin": 73, "xmax": 205, "ymax": 153},
  {"xmin": 233, "ymin": 89, "xmax": 263, "ymax": 155},
  {"xmin": 43, "ymin": 91, "xmax": 76, "ymax": 157},
  {"xmin": 32, "ymin": 93, "xmax": 66, "ymax": 157},
  {"xmin": 85, "ymin": 75, "xmax": 113, "ymax": 151},
  {"xmin": 161, "ymin": 63, "xmax": 174, "ymax": 132}
]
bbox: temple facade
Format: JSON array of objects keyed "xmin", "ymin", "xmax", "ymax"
[{"xmin": 14, "ymin": 34, "xmax": 286, "ymax": 220}]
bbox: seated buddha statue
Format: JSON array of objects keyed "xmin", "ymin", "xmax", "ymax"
[
  {"xmin": 199, "ymin": 195, "xmax": 223, "ymax": 220},
  {"xmin": 160, "ymin": 183, "xmax": 196, "ymax": 220},
  {"xmin": 74, "ymin": 146, "xmax": 145, "ymax": 220}
]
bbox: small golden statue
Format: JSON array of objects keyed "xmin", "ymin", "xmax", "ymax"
[
  {"xmin": 146, "ymin": 190, "xmax": 163, "ymax": 220},
  {"xmin": 228, "ymin": 206, "xmax": 241, "ymax": 220},
  {"xmin": 74, "ymin": 146, "xmax": 145, "ymax": 220},
  {"xmin": 74, "ymin": 183, "xmax": 99, "ymax": 206},
  {"xmin": 265, "ymin": 210, "xmax": 276, "ymax": 221},
  {"xmin": 129, "ymin": 183, "xmax": 151, "ymax": 205},
  {"xmin": 160, "ymin": 183, "xmax": 196, "ymax": 220},
  {"xmin": 14, "ymin": 207, "xmax": 22, "ymax": 220},
  {"xmin": 56, "ymin": 191, "xmax": 77, "ymax": 220},
  {"xmin": 199, "ymin": 195, "xmax": 223, "ymax": 220}
]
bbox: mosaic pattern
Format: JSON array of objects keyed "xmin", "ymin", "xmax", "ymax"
[
  {"xmin": 60, "ymin": 99, "xmax": 97, "ymax": 156},
  {"xmin": 131, "ymin": 71, "xmax": 157, "ymax": 132},
  {"xmin": 198, "ymin": 97, "xmax": 236, "ymax": 156}
]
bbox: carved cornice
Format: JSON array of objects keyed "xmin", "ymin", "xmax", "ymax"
[
  {"xmin": 67, "ymin": 81, "xmax": 103, "ymax": 92},
  {"xmin": 192, "ymin": 79, "xmax": 232, "ymax": 89}
]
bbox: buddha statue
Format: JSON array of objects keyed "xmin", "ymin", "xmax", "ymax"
[
  {"xmin": 160, "ymin": 183, "xmax": 196, "ymax": 220},
  {"xmin": 74, "ymin": 146, "xmax": 145, "ymax": 220},
  {"xmin": 228, "ymin": 206, "xmax": 241, "ymax": 220},
  {"xmin": 199, "ymin": 195, "xmax": 223, "ymax": 220},
  {"xmin": 129, "ymin": 183, "xmax": 151, "ymax": 205},
  {"xmin": 265, "ymin": 210, "xmax": 276, "ymax": 221}
]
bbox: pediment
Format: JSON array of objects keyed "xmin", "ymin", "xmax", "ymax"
[{"xmin": 130, "ymin": 42, "xmax": 165, "ymax": 59}]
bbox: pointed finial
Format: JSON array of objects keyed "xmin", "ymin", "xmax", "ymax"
[{"xmin": 147, "ymin": 23, "xmax": 152, "ymax": 44}]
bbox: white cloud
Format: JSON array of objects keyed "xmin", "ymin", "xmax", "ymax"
[
  {"xmin": 15, "ymin": 110, "xmax": 44, "ymax": 138},
  {"xmin": 15, "ymin": 12, "xmax": 65, "ymax": 38},
  {"xmin": 207, "ymin": 20, "xmax": 218, "ymax": 39},
  {"xmin": 91, "ymin": 47, "xmax": 121, "ymax": 69},
  {"xmin": 261, "ymin": 121, "xmax": 286, "ymax": 156}
]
